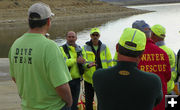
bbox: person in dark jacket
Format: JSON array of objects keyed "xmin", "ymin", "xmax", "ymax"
[
  {"xmin": 132, "ymin": 20, "xmax": 171, "ymax": 110},
  {"xmin": 93, "ymin": 28, "xmax": 163, "ymax": 110}
]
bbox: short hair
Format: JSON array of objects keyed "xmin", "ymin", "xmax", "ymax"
[
  {"xmin": 118, "ymin": 44, "xmax": 144, "ymax": 58},
  {"xmin": 28, "ymin": 13, "xmax": 48, "ymax": 29}
]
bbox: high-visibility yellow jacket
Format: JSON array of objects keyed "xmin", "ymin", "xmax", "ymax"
[
  {"xmin": 60, "ymin": 43, "xmax": 87, "ymax": 79},
  {"xmin": 156, "ymin": 41, "xmax": 177, "ymax": 93},
  {"xmin": 113, "ymin": 51, "xmax": 118, "ymax": 65},
  {"xmin": 83, "ymin": 41, "xmax": 113, "ymax": 84}
]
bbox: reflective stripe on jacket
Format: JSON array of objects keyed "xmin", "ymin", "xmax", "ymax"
[
  {"xmin": 156, "ymin": 41, "xmax": 177, "ymax": 93},
  {"xmin": 60, "ymin": 44, "xmax": 86, "ymax": 79},
  {"xmin": 83, "ymin": 42, "xmax": 113, "ymax": 84},
  {"xmin": 113, "ymin": 51, "xmax": 118, "ymax": 65}
]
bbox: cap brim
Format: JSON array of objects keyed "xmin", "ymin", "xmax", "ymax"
[{"xmin": 91, "ymin": 31, "xmax": 100, "ymax": 34}]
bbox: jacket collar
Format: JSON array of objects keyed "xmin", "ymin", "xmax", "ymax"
[
  {"xmin": 155, "ymin": 41, "xmax": 165, "ymax": 46},
  {"xmin": 86, "ymin": 40, "xmax": 102, "ymax": 46},
  {"xmin": 65, "ymin": 43, "xmax": 82, "ymax": 52}
]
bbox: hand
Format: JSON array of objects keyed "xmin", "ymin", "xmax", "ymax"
[
  {"xmin": 77, "ymin": 56, "xmax": 86, "ymax": 64},
  {"xmin": 88, "ymin": 62, "xmax": 96, "ymax": 68}
]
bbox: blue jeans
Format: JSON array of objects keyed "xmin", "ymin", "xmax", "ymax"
[{"xmin": 69, "ymin": 78, "xmax": 81, "ymax": 110}]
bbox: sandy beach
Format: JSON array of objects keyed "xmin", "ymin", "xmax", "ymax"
[
  {"xmin": 0, "ymin": 58, "xmax": 21, "ymax": 110},
  {"xmin": 0, "ymin": 80, "xmax": 21, "ymax": 110}
]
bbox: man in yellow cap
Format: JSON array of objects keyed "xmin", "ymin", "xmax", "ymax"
[
  {"xmin": 93, "ymin": 28, "xmax": 163, "ymax": 110},
  {"xmin": 83, "ymin": 27, "xmax": 113, "ymax": 110},
  {"xmin": 151, "ymin": 24, "xmax": 178, "ymax": 95},
  {"xmin": 135, "ymin": 21, "xmax": 171, "ymax": 110}
]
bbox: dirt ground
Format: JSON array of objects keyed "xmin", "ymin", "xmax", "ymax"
[
  {"xmin": 0, "ymin": 0, "xmax": 149, "ymax": 58},
  {"xmin": 0, "ymin": 0, "xmax": 148, "ymax": 24},
  {"xmin": 0, "ymin": 80, "xmax": 21, "ymax": 110}
]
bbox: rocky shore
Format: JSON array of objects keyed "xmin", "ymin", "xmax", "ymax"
[{"xmin": 0, "ymin": 0, "xmax": 149, "ymax": 36}]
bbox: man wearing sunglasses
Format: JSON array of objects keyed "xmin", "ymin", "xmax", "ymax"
[{"xmin": 83, "ymin": 28, "xmax": 113, "ymax": 110}]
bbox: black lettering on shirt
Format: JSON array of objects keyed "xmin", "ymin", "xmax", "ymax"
[
  {"xmin": 13, "ymin": 48, "xmax": 33, "ymax": 64},
  {"xmin": 24, "ymin": 48, "xmax": 28, "ymax": 55},
  {"xmin": 14, "ymin": 56, "xmax": 18, "ymax": 63},
  {"xmin": 28, "ymin": 57, "xmax": 32, "ymax": 64},
  {"xmin": 29, "ymin": 48, "xmax": 32, "ymax": 55},
  {"xmin": 21, "ymin": 48, "xmax": 23, "ymax": 55},
  {"xmin": 16, "ymin": 48, "xmax": 19, "ymax": 55},
  {"xmin": 20, "ymin": 57, "xmax": 23, "ymax": 63}
]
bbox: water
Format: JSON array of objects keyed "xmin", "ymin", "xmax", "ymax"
[
  {"xmin": 56, "ymin": 3, "xmax": 180, "ymax": 56},
  {"xmin": 0, "ymin": 14, "xmax": 121, "ymax": 58},
  {"xmin": 1, "ymin": 3, "xmax": 180, "ymax": 77}
]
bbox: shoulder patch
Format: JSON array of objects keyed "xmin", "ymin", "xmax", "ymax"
[{"xmin": 119, "ymin": 71, "xmax": 130, "ymax": 76}]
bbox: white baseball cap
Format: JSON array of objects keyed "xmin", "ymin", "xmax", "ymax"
[{"xmin": 28, "ymin": 2, "xmax": 54, "ymax": 20}]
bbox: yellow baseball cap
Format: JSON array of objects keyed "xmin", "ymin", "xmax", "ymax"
[
  {"xmin": 119, "ymin": 28, "xmax": 146, "ymax": 51},
  {"xmin": 151, "ymin": 24, "xmax": 166, "ymax": 38},
  {"xmin": 90, "ymin": 28, "xmax": 100, "ymax": 34}
]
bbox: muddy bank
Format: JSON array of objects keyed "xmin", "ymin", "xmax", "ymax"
[
  {"xmin": 0, "ymin": 80, "xmax": 21, "ymax": 110},
  {"xmin": 0, "ymin": 9, "xmax": 149, "ymax": 58}
]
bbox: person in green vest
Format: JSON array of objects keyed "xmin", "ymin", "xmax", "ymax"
[
  {"xmin": 8, "ymin": 2, "xmax": 72, "ymax": 110},
  {"xmin": 83, "ymin": 27, "xmax": 113, "ymax": 110},
  {"xmin": 60, "ymin": 31, "xmax": 95, "ymax": 110},
  {"xmin": 151, "ymin": 24, "xmax": 178, "ymax": 94}
]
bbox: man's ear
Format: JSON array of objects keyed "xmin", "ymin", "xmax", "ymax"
[
  {"xmin": 137, "ymin": 51, "xmax": 144, "ymax": 63},
  {"xmin": 116, "ymin": 43, "xmax": 119, "ymax": 52},
  {"xmin": 47, "ymin": 18, "xmax": 51, "ymax": 26}
]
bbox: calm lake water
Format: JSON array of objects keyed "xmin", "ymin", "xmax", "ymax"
[{"xmin": 56, "ymin": 3, "xmax": 180, "ymax": 56}]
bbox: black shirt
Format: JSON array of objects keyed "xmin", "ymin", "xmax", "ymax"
[{"xmin": 93, "ymin": 61, "xmax": 163, "ymax": 110}]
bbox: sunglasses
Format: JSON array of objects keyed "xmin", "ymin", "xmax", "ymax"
[{"xmin": 92, "ymin": 34, "xmax": 99, "ymax": 36}]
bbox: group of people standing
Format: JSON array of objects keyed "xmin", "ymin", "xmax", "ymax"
[
  {"xmin": 60, "ymin": 27, "xmax": 113, "ymax": 110},
  {"xmin": 8, "ymin": 2, "xmax": 180, "ymax": 110}
]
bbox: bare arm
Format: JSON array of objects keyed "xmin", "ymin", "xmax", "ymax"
[{"xmin": 55, "ymin": 83, "xmax": 73, "ymax": 107}]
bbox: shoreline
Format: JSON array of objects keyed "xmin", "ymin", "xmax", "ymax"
[
  {"xmin": 0, "ymin": 11, "xmax": 146, "ymax": 80},
  {"xmin": 0, "ymin": 8, "xmax": 150, "ymax": 58},
  {"xmin": 0, "ymin": 58, "xmax": 10, "ymax": 81},
  {"xmin": 0, "ymin": 80, "xmax": 21, "ymax": 109},
  {"xmin": 108, "ymin": 1, "xmax": 180, "ymax": 6}
]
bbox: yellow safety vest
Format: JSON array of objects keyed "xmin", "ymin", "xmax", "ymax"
[
  {"xmin": 156, "ymin": 41, "xmax": 177, "ymax": 93},
  {"xmin": 113, "ymin": 51, "xmax": 118, "ymax": 65},
  {"xmin": 60, "ymin": 44, "xmax": 87, "ymax": 79},
  {"xmin": 83, "ymin": 43, "xmax": 113, "ymax": 84}
]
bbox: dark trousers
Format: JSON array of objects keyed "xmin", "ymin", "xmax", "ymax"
[
  {"xmin": 61, "ymin": 105, "xmax": 71, "ymax": 110},
  {"xmin": 69, "ymin": 78, "xmax": 81, "ymax": 110},
  {"xmin": 84, "ymin": 81, "xmax": 94, "ymax": 110}
]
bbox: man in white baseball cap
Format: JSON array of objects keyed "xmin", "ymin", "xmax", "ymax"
[
  {"xmin": 9, "ymin": 2, "xmax": 72, "ymax": 110},
  {"xmin": 28, "ymin": 2, "xmax": 54, "ymax": 20}
]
